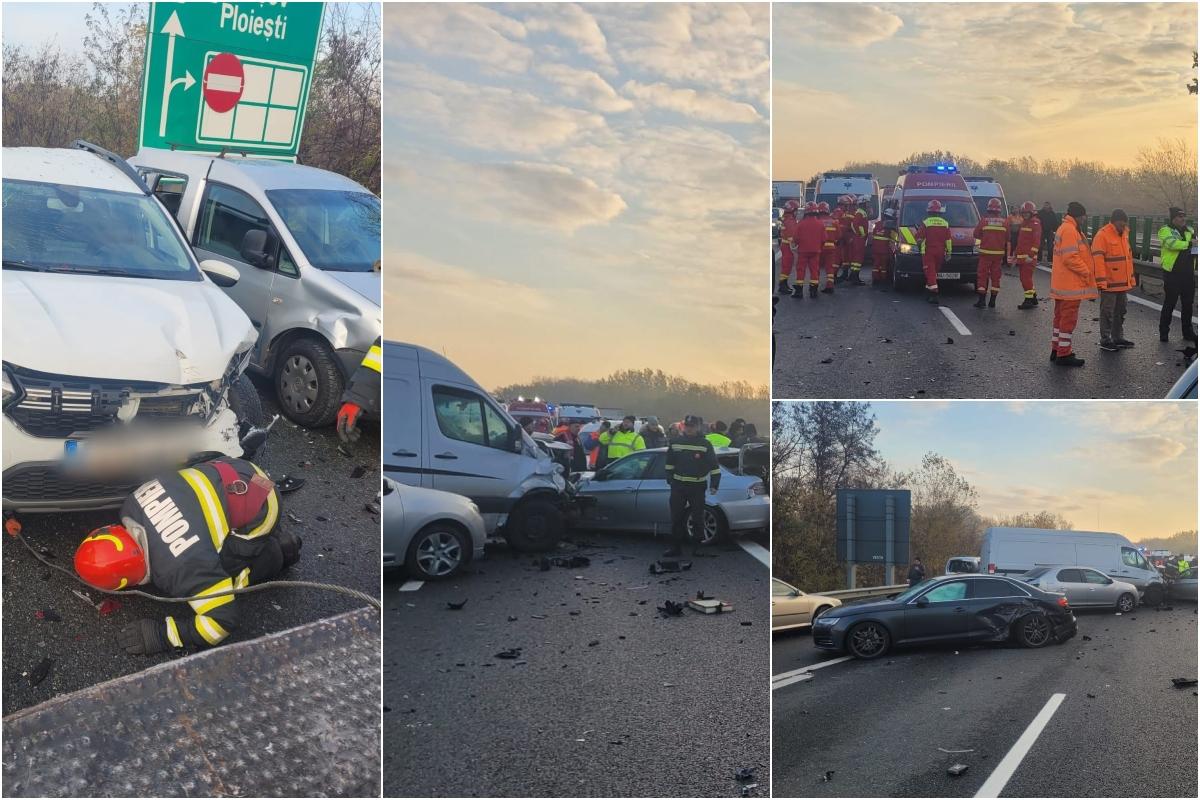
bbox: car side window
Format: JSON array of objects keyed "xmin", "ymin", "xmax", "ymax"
[
  {"xmin": 141, "ymin": 171, "xmax": 187, "ymax": 219},
  {"xmin": 1082, "ymin": 569, "xmax": 1112, "ymax": 585},
  {"xmin": 1056, "ymin": 569, "xmax": 1082, "ymax": 583},
  {"xmin": 971, "ymin": 578, "xmax": 1027, "ymax": 598},
  {"xmin": 643, "ymin": 453, "xmax": 668, "ymax": 480},
  {"xmin": 921, "ymin": 581, "xmax": 967, "ymax": 603},
  {"xmin": 771, "ymin": 580, "xmax": 797, "ymax": 597},
  {"xmin": 196, "ymin": 183, "xmax": 273, "ymax": 264},
  {"xmin": 604, "ymin": 453, "xmax": 652, "ymax": 481}
]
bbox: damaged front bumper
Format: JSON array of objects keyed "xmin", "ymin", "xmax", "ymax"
[{"xmin": 717, "ymin": 495, "xmax": 770, "ymax": 532}]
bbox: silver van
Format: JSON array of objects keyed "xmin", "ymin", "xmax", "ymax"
[
  {"xmin": 384, "ymin": 341, "xmax": 573, "ymax": 552},
  {"xmin": 129, "ymin": 149, "xmax": 380, "ymax": 428},
  {"xmin": 981, "ymin": 527, "xmax": 1164, "ymax": 601}
]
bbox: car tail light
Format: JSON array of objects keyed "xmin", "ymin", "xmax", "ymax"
[
  {"xmin": 1057, "ymin": 596, "xmax": 1069, "ymax": 608},
  {"xmin": 748, "ymin": 482, "xmax": 767, "ymax": 497},
  {"xmin": 987, "ymin": 563, "xmax": 996, "ymax": 573}
]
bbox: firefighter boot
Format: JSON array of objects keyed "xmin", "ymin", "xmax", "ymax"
[
  {"xmin": 791, "ymin": 283, "xmax": 804, "ymax": 299},
  {"xmin": 987, "ymin": 292, "xmax": 997, "ymax": 308},
  {"xmin": 809, "ymin": 284, "xmax": 818, "ymax": 299},
  {"xmin": 973, "ymin": 293, "xmax": 987, "ymax": 308},
  {"xmin": 1018, "ymin": 296, "xmax": 1038, "ymax": 310},
  {"xmin": 778, "ymin": 279, "xmax": 790, "ymax": 295}
]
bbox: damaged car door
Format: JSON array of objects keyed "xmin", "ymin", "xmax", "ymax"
[
  {"xmin": 961, "ymin": 576, "xmax": 1034, "ymax": 640},
  {"xmin": 902, "ymin": 579, "xmax": 970, "ymax": 644},
  {"xmin": 584, "ymin": 452, "xmax": 653, "ymax": 530}
]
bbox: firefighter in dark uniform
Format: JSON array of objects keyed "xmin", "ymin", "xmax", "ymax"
[
  {"xmin": 73, "ymin": 457, "xmax": 302, "ymax": 654},
  {"xmin": 663, "ymin": 414, "xmax": 722, "ymax": 557},
  {"xmin": 337, "ymin": 336, "xmax": 382, "ymax": 443}
]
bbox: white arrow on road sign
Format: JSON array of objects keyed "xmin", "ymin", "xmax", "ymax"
[{"xmin": 158, "ymin": 10, "xmax": 196, "ymax": 138}]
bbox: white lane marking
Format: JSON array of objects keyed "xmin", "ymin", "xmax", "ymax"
[
  {"xmin": 1034, "ymin": 264, "xmax": 1197, "ymax": 322},
  {"xmin": 398, "ymin": 580, "xmax": 424, "ymax": 592},
  {"xmin": 939, "ymin": 306, "xmax": 973, "ymax": 336},
  {"xmin": 737, "ymin": 539, "xmax": 771, "ymax": 568},
  {"xmin": 772, "ymin": 655, "xmax": 854, "ymax": 691},
  {"xmin": 974, "ymin": 692, "xmax": 1067, "ymax": 798}
]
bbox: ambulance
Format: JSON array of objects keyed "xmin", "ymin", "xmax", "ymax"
[
  {"xmin": 890, "ymin": 164, "xmax": 981, "ymax": 289},
  {"xmin": 964, "ymin": 176, "xmax": 1009, "ymax": 218}
]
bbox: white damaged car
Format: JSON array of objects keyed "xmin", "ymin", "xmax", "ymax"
[{"xmin": 2, "ymin": 142, "xmax": 263, "ymax": 512}]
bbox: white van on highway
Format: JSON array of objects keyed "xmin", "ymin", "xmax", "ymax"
[
  {"xmin": 964, "ymin": 176, "xmax": 1008, "ymax": 217},
  {"xmin": 982, "ymin": 527, "xmax": 1164, "ymax": 601},
  {"xmin": 814, "ymin": 172, "xmax": 880, "ymax": 223},
  {"xmin": 384, "ymin": 341, "xmax": 572, "ymax": 552}
]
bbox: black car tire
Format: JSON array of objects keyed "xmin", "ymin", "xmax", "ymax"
[
  {"xmin": 1116, "ymin": 592, "xmax": 1136, "ymax": 613},
  {"xmin": 228, "ymin": 374, "xmax": 267, "ymax": 460},
  {"xmin": 846, "ymin": 621, "xmax": 891, "ymax": 659},
  {"xmin": 687, "ymin": 506, "xmax": 729, "ymax": 545},
  {"xmin": 1015, "ymin": 612, "xmax": 1054, "ymax": 648},
  {"xmin": 504, "ymin": 497, "xmax": 564, "ymax": 553},
  {"xmin": 273, "ymin": 337, "xmax": 344, "ymax": 428},
  {"xmin": 406, "ymin": 524, "xmax": 469, "ymax": 580}
]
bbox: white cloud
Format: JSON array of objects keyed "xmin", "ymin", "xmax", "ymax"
[
  {"xmin": 775, "ymin": 3, "xmax": 903, "ymax": 48},
  {"xmin": 384, "ymin": 4, "xmax": 531, "ymax": 73},
  {"xmin": 622, "ymin": 80, "xmax": 762, "ymax": 124},
  {"xmin": 536, "ymin": 63, "xmax": 633, "ymax": 113},
  {"xmin": 524, "ymin": 3, "xmax": 616, "ymax": 73}
]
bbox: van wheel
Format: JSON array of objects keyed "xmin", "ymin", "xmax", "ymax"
[
  {"xmin": 1015, "ymin": 613, "xmax": 1053, "ymax": 648},
  {"xmin": 1116, "ymin": 593, "xmax": 1136, "ymax": 613},
  {"xmin": 846, "ymin": 621, "xmax": 890, "ymax": 659},
  {"xmin": 687, "ymin": 506, "xmax": 729, "ymax": 545},
  {"xmin": 229, "ymin": 375, "xmax": 268, "ymax": 460},
  {"xmin": 274, "ymin": 337, "xmax": 344, "ymax": 428},
  {"xmin": 504, "ymin": 498, "xmax": 564, "ymax": 553}
]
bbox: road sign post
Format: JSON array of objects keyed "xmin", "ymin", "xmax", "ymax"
[{"xmin": 139, "ymin": 2, "xmax": 325, "ymax": 159}]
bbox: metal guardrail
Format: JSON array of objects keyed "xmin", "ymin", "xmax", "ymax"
[{"xmin": 813, "ymin": 584, "xmax": 908, "ymax": 601}]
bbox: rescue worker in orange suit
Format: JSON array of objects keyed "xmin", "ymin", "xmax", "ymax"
[
  {"xmin": 1050, "ymin": 201, "xmax": 1097, "ymax": 367},
  {"xmin": 915, "ymin": 200, "xmax": 953, "ymax": 304},
  {"xmin": 833, "ymin": 195, "xmax": 853, "ymax": 282},
  {"xmin": 870, "ymin": 207, "xmax": 898, "ymax": 285},
  {"xmin": 845, "ymin": 195, "xmax": 870, "ymax": 286},
  {"xmin": 777, "ymin": 199, "xmax": 801, "ymax": 295},
  {"xmin": 73, "ymin": 457, "xmax": 301, "ymax": 654},
  {"xmin": 794, "ymin": 201, "xmax": 827, "ymax": 299},
  {"xmin": 1015, "ymin": 201, "xmax": 1043, "ymax": 309},
  {"xmin": 972, "ymin": 198, "xmax": 1009, "ymax": 308},
  {"xmin": 1091, "ymin": 209, "xmax": 1137, "ymax": 352},
  {"xmin": 337, "ymin": 336, "xmax": 381, "ymax": 443},
  {"xmin": 818, "ymin": 202, "xmax": 839, "ymax": 294}
]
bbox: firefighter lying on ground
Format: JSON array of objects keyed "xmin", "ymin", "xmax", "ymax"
[{"xmin": 74, "ymin": 457, "xmax": 302, "ymax": 655}]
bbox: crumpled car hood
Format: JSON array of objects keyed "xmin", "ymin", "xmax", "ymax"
[
  {"xmin": 325, "ymin": 270, "xmax": 381, "ymax": 306},
  {"xmin": 3, "ymin": 272, "xmax": 256, "ymax": 384}
]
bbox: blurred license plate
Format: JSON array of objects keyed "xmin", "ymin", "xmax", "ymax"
[{"xmin": 937, "ymin": 272, "xmax": 960, "ymax": 279}]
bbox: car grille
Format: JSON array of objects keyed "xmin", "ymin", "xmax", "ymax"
[
  {"xmin": 2, "ymin": 465, "xmax": 139, "ymax": 505},
  {"xmin": 951, "ymin": 245, "xmax": 977, "ymax": 256},
  {"xmin": 7, "ymin": 374, "xmax": 204, "ymax": 438}
]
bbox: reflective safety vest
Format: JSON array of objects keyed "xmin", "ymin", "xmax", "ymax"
[
  {"xmin": 973, "ymin": 215, "xmax": 1009, "ymax": 256},
  {"xmin": 1015, "ymin": 216, "xmax": 1042, "ymax": 261},
  {"xmin": 851, "ymin": 209, "xmax": 869, "ymax": 238},
  {"xmin": 1050, "ymin": 217, "xmax": 1097, "ymax": 301},
  {"xmin": 706, "ymin": 432, "xmax": 732, "ymax": 448},
  {"xmin": 779, "ymin": 214, "xmax": 800, "ymax": 246},
  {"xmin": 915, "ymin": 216, "xmax": 952, "ymax": 256},
  {"xmin": 821, "ymin": 216, "xmax": 839, "ymax": 248},
  {"xmin": 1090, "ymin": 223, "xmax": 1135, "ymax": 292},
  {"xmin": 599, "ymin": 429, "xmax": 645, "ymax": 460},
  {"xmin": 1159, "ymin": 224, "xmax": 1195, "ymax": 273}
]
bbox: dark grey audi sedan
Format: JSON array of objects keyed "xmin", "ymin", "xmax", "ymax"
[{"xmin": 812, "ymin": 574, "xmax": 1077, "ymax": 659}]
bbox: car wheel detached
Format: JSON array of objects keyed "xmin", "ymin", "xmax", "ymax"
[
  {"xmin": 846, "ymin": 621, "xmax": 890, "ymax": 659},
  {"xmin": 504, "ymin": 497, "xmax": 564, "ymax": 553},
  {"xmin": 228, "ymin": 374, "xmax": 268, "ymax": 460},
  {"xmin": 1116, "ymin": 592, "xmax": 1136, "ymax": 613},
  {"xmin": 274, "ymin": 337, "xmax": 344, "ymax": 428},
  {"xmin": 406, "ymin": 525, "xmax": 468, "ymax": 579},
  {"xmin": 1016, "ymin": 613, "xmax": 1053, "ymax": 648}
]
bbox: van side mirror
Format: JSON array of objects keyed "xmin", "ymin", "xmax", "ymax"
[
  {"xmin": 509, "ymin": 427, "xmax": 524, "ymax": 454},
  {"xmin": 915, "ymin": 596, "xmax": 930, "ymax": 608},
  {"xmin": 240, "ymin": 228, "xmax": 278, "ymax": 269}
]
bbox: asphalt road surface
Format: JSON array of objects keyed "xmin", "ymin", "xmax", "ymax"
[
  {"xmin": 772, "ymin": 603, "xmax": 1198, "ymax": 797},
  {"xmin": 2, "ymin": 374, "xmax": 381, "ymax": 715},
  {"xmin": 384, "ymin": 529, "xmax": 771, "ymax": 798},
  {"xmin": 773, "ymin": 261, "xmax": 1196, "ymax": 399}
]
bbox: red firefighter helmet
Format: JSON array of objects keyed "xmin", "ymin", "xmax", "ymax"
[
  {"xmin": 817, "ymin": 201, "xmax": 830, "ymax": 214},
  {"xmin": 926, "ymin": 200, "xmax": 945, "ymax": 213},
  {"xmin": 1020, "ymin": 201, "xmax": 1037, "ymax": 214},
  {"xmin": 75, "ymin": 524, "xmax": 146, "ymax": 591},
  {"xmin": 986, "ymin": 198, "xmax": 1003, "ymax": 213},
  {"xmin": 783, "ymin": 199, "xmax": 800, "ymax": 214},
  {"xmin": 803, "ymin": 201, "xmax": 819, "ymax": 214}
]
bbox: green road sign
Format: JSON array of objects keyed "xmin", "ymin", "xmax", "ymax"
[{"xmin": 139, "ymin": 2, "xmax": 325, "ymax": 158}]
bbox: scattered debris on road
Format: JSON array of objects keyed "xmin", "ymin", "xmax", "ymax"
[
  {"xmin": 446, "ymin": 599, "xmax": 468, "ymax": 611},
  {"xmin": 1171, "ymin": 677, "xmax": 1197, "ymax": 688},
  {"xmin": 947, "ymin": 764, "xmax": 969, "ymax": 777}
]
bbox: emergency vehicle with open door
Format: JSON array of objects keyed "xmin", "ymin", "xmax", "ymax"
[{"xmin": 890, "ymin": 164, "xmax": 981, "ymax": 290}]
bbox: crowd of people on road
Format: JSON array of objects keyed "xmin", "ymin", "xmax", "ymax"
[
  {"xmin": 542, "ymin": 414, "xmax": 761, "ymax": 473},
  {"xmin": 776, "ymin": 196, "xmax": 1197, "ymax": 369}
]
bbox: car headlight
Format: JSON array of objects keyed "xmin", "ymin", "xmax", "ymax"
[
  {"xmin": 898, "ymin": 243, "xmax": 918, "ymax": 255},
  {"xmin": 748, "ymin": 481, "xmax": 767, "ymax": 497},
  {"xmin": 2, "ymin": 367, "xmax": 23, "ymax": 411},
  {"xmin": 814, "ymin": 616, "xmax": 837, "ymax": 625}
]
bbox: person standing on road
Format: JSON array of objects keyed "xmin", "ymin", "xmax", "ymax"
[
  {"xmin": 794, "ymin": 201, "xmax": 827, "ymax": 298},
  {"xmin": 1006, "ymin": 205, "xmax": 1023, "ymax": 266},
  {"xmin": 835, "ymin": 195, "xmax": 854, "ymax": 282},
  {"xmin": 336, "ymin": 337, "xmax": 382, "ymax": 444},
  {"xmin": 588, "ymin": 420, "xmax": 612, "ymax": 469},
  {"xmin": 973, "ymin": 198, "xmax": 1009, "ymax": 308},
  {"xmin": 871, "ymin": 207, "xmax": 898, "ymax": 286},
  {"xmin": 1015, "ymin": 202, "xmax": 1043, "ymax": 309},
  {"xmin": 599, "ymin": 416, "xmax": 645, "ymax": 462},
  {"xmin": 1050, "ymin": 201, "xmax": 1098, "ymax": 367},
  {"xmin": 663, "ymin": 414, "xmax": 721, "ymax": 558},
  {"xmin": 907, "ymin": 558, "xmax": 926, "ymax": 586},
  {"xmin": 1038, "ymin": 202, "xmax": 1058, "ymax": 263},
  {"xmin": 1091, "ymin": 209, "xmax": 1137, "ymax": 352},
  {"xmin": 846, "ymin": 195, "xmax": 870, "ymax": 286},
  {"xmin": 706, "ymin": 421, "xmax": 732, "ymax": 448},
  {"xmin": 819, "ymin": 202, "xmax": 839, "ymax": 295},
  {"xmin": 1158, "ymin": 207, "xmax": 1196, "ymax": 343},
  {"xmin": 640, "ymin": 416, "xmax": 667, "ymax": 449},
  {"xmin": 777, "ymin": 199, "xmax": 801, "ymax": 296},
  {"xmin": 73, "ymin": 457, "xmax": 301, "ymax": 654},
  {"xmin": 1177, "ymin": 555, "xmax": 1192, "ymax": 578},
  {"xmin": 555, "ymin": 422, "xmax": 588, "ymax": 471},
  {"xmin": 915, "ymin": 200, "xmax": 953, "ymax": 305}
]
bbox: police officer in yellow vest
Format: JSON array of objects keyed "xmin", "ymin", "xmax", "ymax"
[
  {"xmin": 1158, "ymin": 207, "xmax": 1196, "ymax": 342},
  {"xmin": 598, "ymin": 415, "xmax": 645, "ymax": 462},
  {"xmin": 706, "ymin": 420, "xmax": 732, "ymax": 448},
  {"xmin": 1178, "ymin": 556, "xmax": 1192, "ymax": 578}
]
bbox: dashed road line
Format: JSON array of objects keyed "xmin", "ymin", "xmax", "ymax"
[
  {"xmin": 939, "ymin": 306, "xmax": 973, "ymax": 336},
  {"xmin": 737, "ymin": 539, "xmax": 771, "ymax": 568},
  {"xmin": 974, "ymin": 692, "xmax": 1067, "ymax": 798},
  {"xmin": 771, "ymin": 655, "xmax": 853, "ymax": 691},
  {"xmin": 399, "ymin": 580, "xmax": 424, "ymax": 592},
  {"xmin": 1034, "ymin": 264, "xmax": 1197, "ymax": 322}
]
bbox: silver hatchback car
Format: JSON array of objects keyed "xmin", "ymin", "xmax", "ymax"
[
  {"xmin": 382, "ymin": 478, "xmax": 487, "ymax": 580},
  {"xmin": 1018, "ymin": 566, "xmax": 1140, "ymax": 612}
]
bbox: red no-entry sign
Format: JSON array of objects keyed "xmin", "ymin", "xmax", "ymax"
[{"xmin": 202, "ymin": 52, "xmax": 244, "ymax": 113}]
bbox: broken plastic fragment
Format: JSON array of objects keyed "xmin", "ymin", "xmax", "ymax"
[
  {"xmin": 495, "ymin": 648, "xmax": 522, "ymax": 659},
  {"xmin": 28, "ymin": 657, "xmax": 52, "ymax": 687},
  {"xmin": 1171, "ymin": 677, "xmax": 1198, "ymax": 688},
  {"xmin": 97, "ymin": 599, "xmax": 122, "ymax": 616},
  {"xmin": 446, "ymin": 599, "xmax": 468, "ymax": 611},
  {"xmin": 735, "ymin": 767, "xmax": 756, "ymax": 782},
  {"xmin": 947, "ymin": 764, "xmax": 969, "ymax": 777}
]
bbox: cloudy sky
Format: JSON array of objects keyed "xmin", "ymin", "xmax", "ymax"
[
  {"xmin": 869, "ymin": 401, "xmax": 1197, "ymax": 541},
  {"xmin": 774, "ymin": 2, "xmax": 1198, "ymax": 178},
  {"xmin": 383, "ymin": 3, "xmax": 769, "ymax": 389}
]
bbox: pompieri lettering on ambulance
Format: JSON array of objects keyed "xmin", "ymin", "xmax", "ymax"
[{"xmin": 134, "ymin": 480, "xmax": 199, "ymax": 556}]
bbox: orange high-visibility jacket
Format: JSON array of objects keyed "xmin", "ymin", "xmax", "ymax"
[
  {"xmin": 1050, "ymin": 217, "xmax": 1097, "ymax": 301},
  {"xmin": 973, "ymin": 214, "xmax": 1010, "ymax": 256},
  {"xmin": 1090, "ymin": 223, "xmax": 1136, "ymax": 292},
  {"xmin": 821, "ymin": 216, "xmax": 839, "ymax": 249},
  {"xmin": 795, "ymin": 215, "xmax": 827, "ymax": 254}
]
